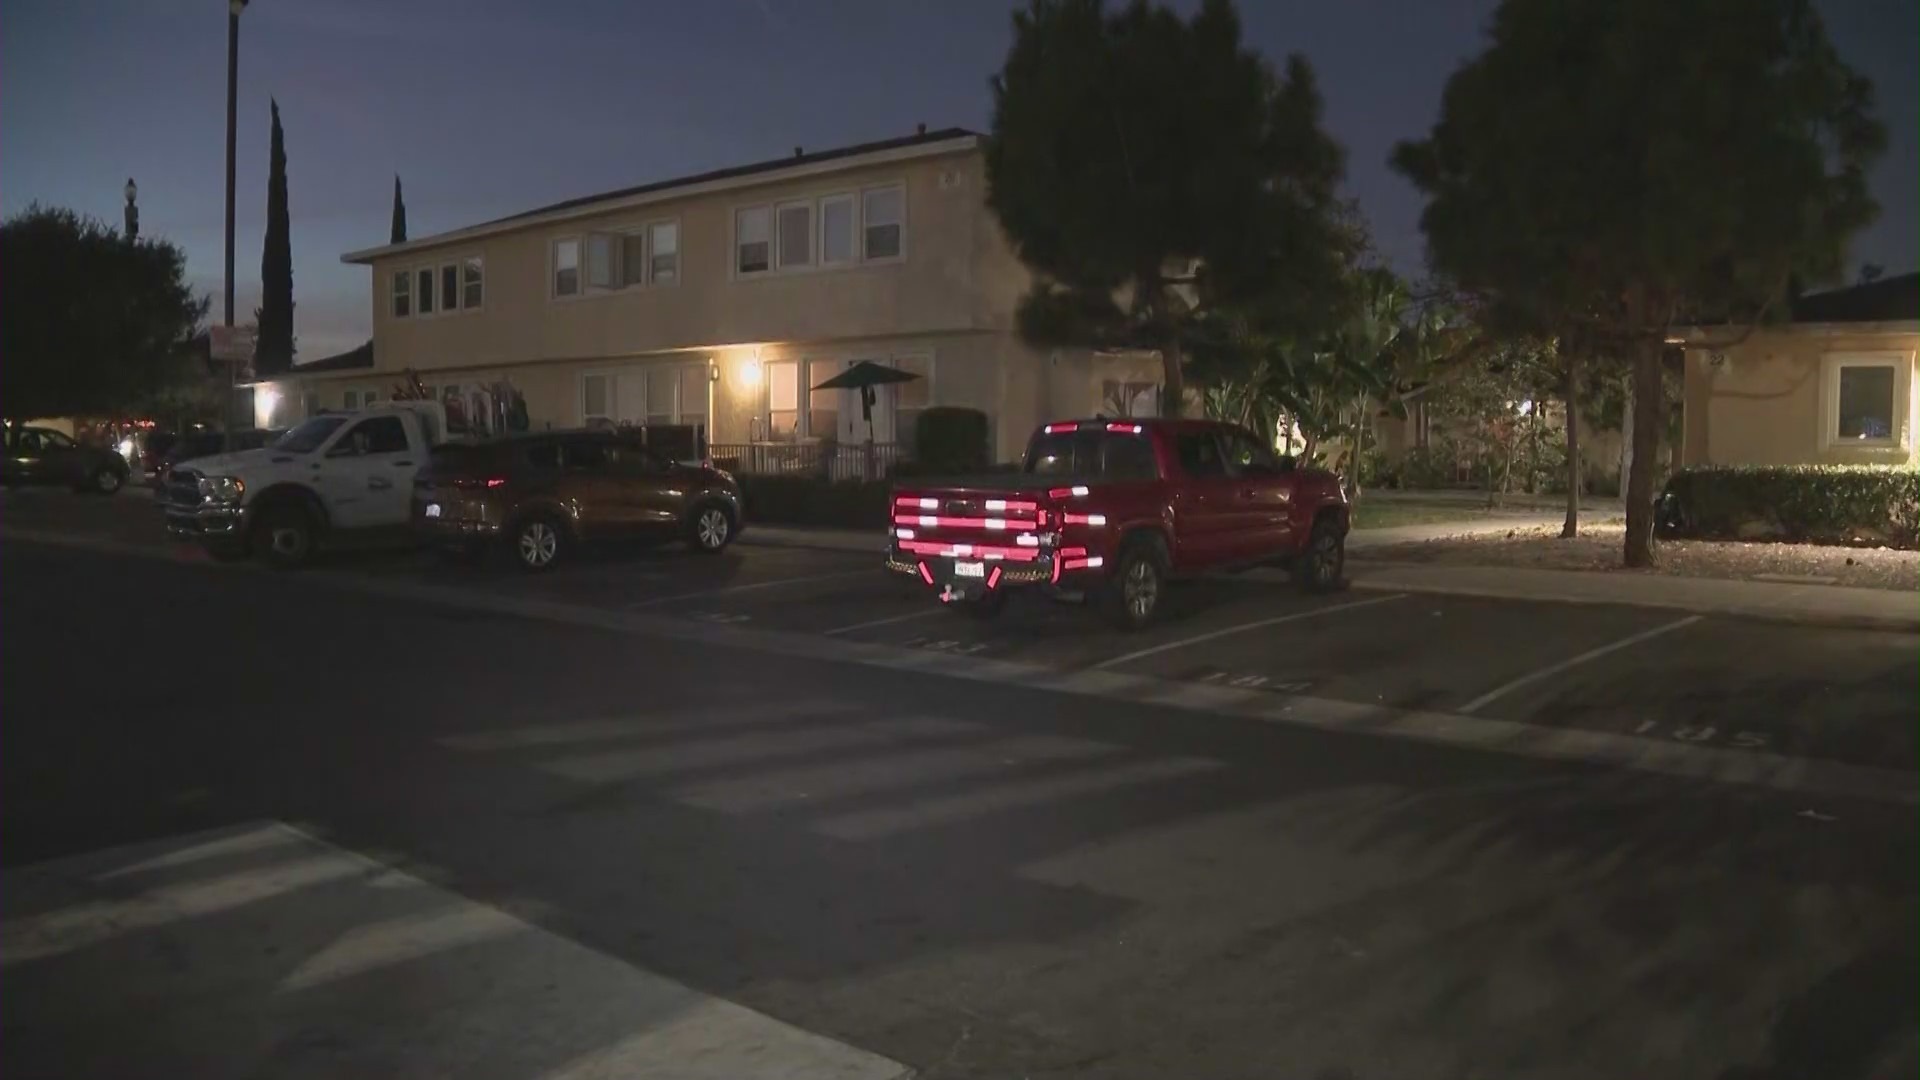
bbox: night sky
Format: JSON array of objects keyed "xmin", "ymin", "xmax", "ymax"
[{"xmin": 5, "ymin": 0, "xmax": 1914, "ymax": 361}]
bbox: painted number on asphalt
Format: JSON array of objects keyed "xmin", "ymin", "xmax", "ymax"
[
  {"xmin": 1630, "ymin": 720, "xmax": 1770, "ymax": 750},
  {"xmin": 1196, "ymin": 671, "xmax": 1313, "ymax": 694},
  {"xmin": 901, "ymin": 636, "xmax": 990, "ymax": 656}
]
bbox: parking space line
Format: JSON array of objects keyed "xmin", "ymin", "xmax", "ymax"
[
  {"xmin": 1091, "ymin": 593, "xmax": 1411, "ymax": 670},
  {"xmin": 624, "ymin": 568, "xmax": 874, "ymax": 608},
  {"xmin": 822, "ymin": 607, "xmax": 945, "ymax": 636},
  {"xmin": 1457, "ymin": 615, "xmax": 1704, "ymax": 714}
]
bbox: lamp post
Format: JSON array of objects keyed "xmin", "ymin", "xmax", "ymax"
[
  {"xmin": 223, "ymin": 0, "xmax": 248, "ymax": 435},
  {"xmin": 123, "ymin": 178, "xmax": 138, "ymax": 242}
]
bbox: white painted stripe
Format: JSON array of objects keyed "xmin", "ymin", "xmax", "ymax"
[
  {"xmin": 438, "ymin": 699, "xmax": 849, "ymax": 752},
  {"xmin": 1457, "ymin": 615, "xmax": 1704, "ymax": 714},
  {"xmin": 672, "ymin": 735, "xmax": 1121, "ymax": 814},
  {"xmin": 814, "ymin": 757, "xmax": 1222, "ymax": 841},
  {"xmin": 822, "ymin": 606, "xmax": 945, "ymax": 636},
  {"xmin": 624, "ymin": 568, "xmax": 874, "ymax": 608},
  {"xmin": 279, "ymin": 903, "xmax": 525, "ymax": 991},
  {"xmin": 539, "ymin": 715, "xmax": 982, "ymax": 785},
  {"xmin": 1093, "ymin": 593, "xmax": 1410, "ymax": 669}
]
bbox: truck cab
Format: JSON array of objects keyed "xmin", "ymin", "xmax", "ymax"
[
  {"xmin": 886, "ymin": 418, "xmax": 1349, "ymax": 629},
  {"xmin": 162, "ymin": 402, "xmax": 446, "ymax": 567}
]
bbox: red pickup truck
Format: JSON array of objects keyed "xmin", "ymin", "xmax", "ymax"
[{"xmin": 886, "ymin": 418, "xmax": 1350, "ymax": 629}]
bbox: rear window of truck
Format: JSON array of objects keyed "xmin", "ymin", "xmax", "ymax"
[{"xmin": 1025, "ymin": 430, "xmax": 1159, "ymax": 480}]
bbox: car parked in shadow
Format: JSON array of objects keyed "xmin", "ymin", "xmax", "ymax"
[
  {"xmin": 413, "ymin": 429, "xmax": 743, "ymax": 571},
  {"xmin": 1, "ymin": 425, "xmax": 132, "ymax": 494}
]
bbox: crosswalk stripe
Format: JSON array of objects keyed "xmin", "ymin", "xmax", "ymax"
[
  {"xmin": 538, "ymin": 715, "xmax": 984, "ymax": 785},
  {"xmin": 670, "ymin": 734, "xmax": 1121, "ymax": 814},
  {"xmin": 438, "ymin": 699, "xmax": 852, "ymax": 752},
  {"xmin": 813, "ymin": 757, "xmax": 1223, "ymax": 842}
]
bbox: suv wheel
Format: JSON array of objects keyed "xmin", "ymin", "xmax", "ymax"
[
  {"xmin": 1292, "ymin": 518, "xmax": 1346, "ymax": 593},
  {"xmin": 255, "ymin": 504, "xmax": 316, "ymax": 569},
  {"xmin": 687, "ymin": 504, "xmax": 734, "ymax": 554},
  {"xmin": 513, "ymin": 515, "xmax": 564, "ymax": 572},
  {"xmin": 1099, "ymin": 536, "xmax": 1167, "ymax": 631}
]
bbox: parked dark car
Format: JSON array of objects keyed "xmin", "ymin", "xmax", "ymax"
[
  {"xmin": 412, "ymin": 430, "xmax": 743, "ymax": 571},
  {"xmin": 1, "ymin": 425, "xmax": 132, "ymax": 494},
  {"xmin": 138, "ymin": 431, "xmax": 182, "ymax": 483}
]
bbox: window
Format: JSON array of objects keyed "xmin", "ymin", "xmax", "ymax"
[
  {"xmin": 301, "ymin": 392, "xmax": 321, "ymax": 418},
  {"xmin": 1219, "ymin": 429, "xmax": 1275, "ymax": 473},
  {"xmin": 563, "ymin": 436, "xmax": 615, "ymax": 472},
  {"xmin": 585, "ymin": 234, "xmax": 616, "ymax": 290},
  {"xmin": 736, "ymin": 207, "xmax": 771, "ymax": 274},
  {"xmin": 343, "ymin": 390, "xmax": 360, "ymax": 411},
  {"xmin": 334, "ymin": 416, "xmax": 408, "ymax": 456},
  {"xmin": 1025, "ymin": 430, "xmax": 1097, "ymax": 475},
  {"xmin": 649, "ymin": 222, "xmax": 678, "ymax": 283},
  {"xmin": 890, "ymin": 356, "xmax": 930, "ymax": 444},
  {"xmin": 621, "ymin": 232, "xmax": 648, "ymax": 287},
  {"xmin": 417, "ymin": 268, "xmax": 435, "ymax": 314},
  {"xmin": 363, "ymin": 389, "xmax": 381, "ymax": 405},
  {"xmin": 462, "ymin": 257, "xmax": 484, "ymax": 309},
  {"xmin": 677, "ymin": 365, "xmax": 708, "ymax": 433},
  {"xmin": 646, "ymin": 365, "xmax": 678, "ymax": 425},
  {"xmin": 391, "ymin": 270, "xmax": 411, "ymax": 317},
  {"xmin": 808, "ymin": 359, "xmax": 842, "ymax": 440},
  {"xmin": 1103, "ymin": 434, "xmax": 1160, "ymax": 480},
  {"xmin": 582, "ymin": 373, "xmax": 610, "ymax": 423},
  {"xmin": 1102, "ymin": 379, "xmax": 1160, "ymax": 418},
  {"xmin": 820, "ymin": 195, "xmax": 854, "ymax": 265},
  {"xmin": 863, "ymin": 186, "xmax": 903, "ymax": 260},
  {"xmin": 766, "ymin": 361, "xmax": 800, "ymax": 438},
  {"xmin": 1176, "ymin": 432, "xmax": 1226, "ymax": 477},
  {"xmin": 441, "ymin": 264, "xmax": 460, "ymax": 310},
  {"xmin": 777, "ymin": 202, "xmax": 813, "ymax": 269},
  {"xmin": 553, "ymin": 238, "xmax": 580, "ymax": 296},
  {"xmin": 1838, "ymin": 363, "xmax": 1897, "ymax": 441}
]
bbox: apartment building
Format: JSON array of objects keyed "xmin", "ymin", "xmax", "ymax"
[{"xmin": 252, "ymin": 127, "xmax": 1160, "ymax": 464}]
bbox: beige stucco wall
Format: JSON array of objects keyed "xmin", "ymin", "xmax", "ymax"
[{"xmin": 1682, "ymin": 328, "xmax": 1919, "ymax": 467}]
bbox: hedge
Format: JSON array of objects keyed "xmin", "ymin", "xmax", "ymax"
[{"xmin": 1659, "ymin": 465, "xmax": 1919, "ymax": 549}]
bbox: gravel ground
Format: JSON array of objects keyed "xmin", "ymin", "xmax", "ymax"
[{"xmin": 1355, "ymin": 521, "xmax": 1920, "ymax": 592}]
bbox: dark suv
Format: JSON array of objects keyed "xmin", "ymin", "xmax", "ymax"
[{"xmin": 412, "ymin": 430, "xmax": 742, "ymax": 571}]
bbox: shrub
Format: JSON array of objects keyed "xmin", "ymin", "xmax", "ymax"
[
  {"xmin": 912, "ymin": 407, "xmax": 990, "ymax": 474},
  {"xmin": 737, "ymin": 474, "xmax": 891, "ymax": 529},
  {"xmin": 1660, "ymin": 465, "xmax": 1919, "ymax": 549}
]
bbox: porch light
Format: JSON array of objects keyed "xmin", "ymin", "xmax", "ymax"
[{"xmin": 741, "ymin": 359, "xmax": 763, "ymax": 387}]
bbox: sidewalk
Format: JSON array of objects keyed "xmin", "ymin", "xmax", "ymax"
[{"xmin": 1334, "ymin": 561, "xmax": 1917, "ymax": 633}]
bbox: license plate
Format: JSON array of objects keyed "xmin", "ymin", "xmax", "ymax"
[
  {"xmin": 953, "ymin": 560, "xmax": 985, "ymax": 578},
  {"xmin": 424, "ymin": 503, "xmax": 442, "ymax": 518}
]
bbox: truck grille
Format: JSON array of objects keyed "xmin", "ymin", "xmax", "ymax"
[{"xmin": 164, "ymin": 469, "xmax": 203, "ymax": 508}]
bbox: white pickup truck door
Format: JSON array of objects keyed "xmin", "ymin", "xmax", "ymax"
[{"xmin": 320, "ymin": 414, "xmax": 419, "ymax": 529}]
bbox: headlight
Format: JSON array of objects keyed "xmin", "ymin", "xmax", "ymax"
[{"xmin": 198, "ymin": 476, "xmax": 245, "ymax": 503}]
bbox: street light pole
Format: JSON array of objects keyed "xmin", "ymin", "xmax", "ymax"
[{"xmin": 223, "ymin": 0, "xmax": 247, "ymax": 433}]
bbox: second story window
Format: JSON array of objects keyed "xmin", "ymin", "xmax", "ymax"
[
  {"xmin": 820, "ymin": 195, "xmax": 855, "ymax": 265},
  {"xmin": 417, "ymin": 268, "xmax": 435, "ymax": 314},
  {"xmin": 553, "ymin": 238, "xmax": 580, "ymax": 296},
  {"xmin": 736, "ymin": 207, "xmax": 771, "ymax": 275},
  {"xmin": 585, "ymin": 234, "xmax": 617, "ymax": 290},
  {"xmin": 650, "ymin": 222, "xmax": 679, "ymax": 283},
  {"xmin": 391, "ymin": 270, "xmax": 411, "ymax": 317},
  {"xmin": 462, "ymin": 257, "xmax": 484, "ymax": 309},
  {"xmin": 440, "ymin": 264, "xmax": 459, "ymax": 311},
  {"xmin": 863, "ymin": 186, "xmax": 903, "ymax": 260},
  {"xmin": 777, "ymin": 202, "xmax": 813, "ymax": 269}
]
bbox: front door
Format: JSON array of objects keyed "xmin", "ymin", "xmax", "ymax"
[
  {"xmin": 1170, "ymin": 429, "xmax": 1237, "ymax": 568},
  {"xmin": 1218, "ymin": 426, "xmax": 1292, "ymax": 557}
]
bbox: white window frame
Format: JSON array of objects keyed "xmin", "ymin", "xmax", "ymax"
[
  {"xmin": 462, "ymin": 256, "xmax": 484, "ymax": 310},
  {"xmin": 861, "ymin": 183, "xmax": 906, "ymax": 263},
  {"xmin": 390, "ymin": 269, "xmax": 411, "ymax": 318},
  {"xmin": 735, "ymin": 206, "xmax": 772, "ymax": 276},
  {"xmin": 818, "ymin": 193, "xmax": 856, "ymax": 267},
  {"xmin": 1821, "ymin": 351, "xmax": 1912, "ymax": 450},
  {"xmin": 580, "ymin": 371, "xmax": 613, "ymax": 425},
  {"xmin": 648, "ymin": 220, "xmax": 679, "ymax": 284},
  {"xmin": 552, "ymin": 236, "xmax": 582, "ymax": 298}
]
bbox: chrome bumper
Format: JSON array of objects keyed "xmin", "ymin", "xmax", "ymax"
[{"xmin": 162, "ymin": 501, "xmax": 246, "ymax": 538}]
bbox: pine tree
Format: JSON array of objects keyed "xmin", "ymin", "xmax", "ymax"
[
  {"xmin": 390, "ymin": 174, "xmax": 407, "ymax": 244},
  {"xmin": 256, "ymin": 98, "xmax": 294, "ymax": 375}
]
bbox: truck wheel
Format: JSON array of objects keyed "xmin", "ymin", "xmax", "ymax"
[
  {"xmin": 255, "ymin": 504, "xmax": 316, "ymax": 569},
  {"xmin": 1099, "ymin": 536, "xmax": 1167, "ymax": 631},
  {"xmin": 1292, "ymin": 518, "xmax": 1346, "ymax": 593},
  {"xmin": 512, "ymin": 514, "xmax": 564, "ymax": 572},
  {"xmin": 685, "ymin": 503, "xmax": 734, "ymax": 554}
]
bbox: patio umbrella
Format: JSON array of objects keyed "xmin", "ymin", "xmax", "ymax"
[{"xmin": 811, "ymin": 361, "xmax": 921, "ymax": 440}]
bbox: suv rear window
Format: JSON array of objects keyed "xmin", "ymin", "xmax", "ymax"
[{"xmin": 1024, "ymin": 429, "xmax": 1159, "ymax": 480}]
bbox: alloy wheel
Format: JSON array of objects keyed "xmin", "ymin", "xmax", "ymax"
[
  {"xmin": 696, "ymin": 508, "xmax": 730, "ymax": 549},
  {"xmin": 1314, "ymin": 531, "xmax": 1342, "ymax": 586},
  {"xmin": 518, "ymin": 522, "xmax": 558, "ymax": 568},
  {"xmin": 1124, "ymin": 558, "xmax": 1158, "ymax": 620}
]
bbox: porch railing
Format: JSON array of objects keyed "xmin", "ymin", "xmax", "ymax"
[{"xmin": 710, "ymin": 441, "xmax": 903, "ymax": 481}]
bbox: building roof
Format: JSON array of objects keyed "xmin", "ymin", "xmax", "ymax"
[
  {"xmin": 293, "ymin": 340, "xmax": 375, "ymax": 372},
  {"xmin": 342, "ymin": 126, "xmax": 980, "ymax": 265},
  {"xmin": 1788, "ymin": 272, "xmax": 1919, "ymax": 324}
]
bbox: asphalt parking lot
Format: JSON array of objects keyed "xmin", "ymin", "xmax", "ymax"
[{"xmin": 7, "ymin": 486, "xmax": 1914, "ymax": 780}]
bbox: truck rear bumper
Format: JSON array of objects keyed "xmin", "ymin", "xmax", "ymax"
[{"xmin": 887, "ymin": 552, "xmax": 1104, "ymax": 601}]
